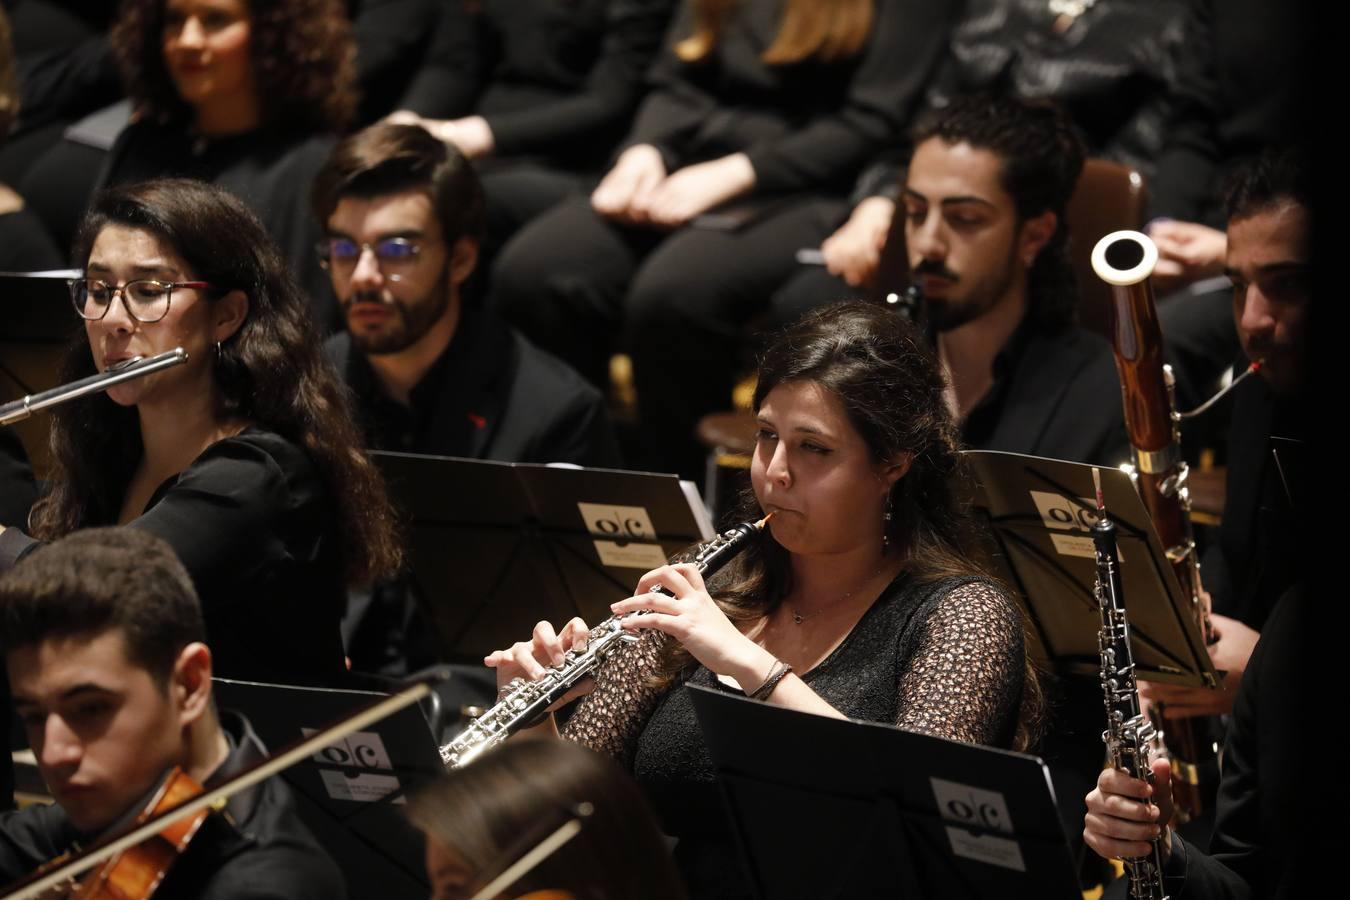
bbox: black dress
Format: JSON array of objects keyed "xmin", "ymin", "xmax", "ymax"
[
  {"xmin": 0, "ymin": 429, "xmax": 349, "ymax": 687},
  {"xmin": 563, "ymin": 573, "xmax": 1027, "ymax": 899}
]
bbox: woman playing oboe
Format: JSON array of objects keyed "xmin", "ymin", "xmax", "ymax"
[{"xmin": 486, "ymin": 301, "xmax": 1040, "ymax": 898}]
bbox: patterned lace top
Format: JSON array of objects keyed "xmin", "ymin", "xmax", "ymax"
[{"xmin": 561, "ymin": 573, "xmax": 1027, "ymax": 899}]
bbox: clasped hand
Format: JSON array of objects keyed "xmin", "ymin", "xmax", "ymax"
[
  {"xmin": 591, "ymin": 145, "xmax": 755, "ymax": 228},
  {"xmin": 1083, "ymin": 759, "xmax": 1175, "ymax": 864}
]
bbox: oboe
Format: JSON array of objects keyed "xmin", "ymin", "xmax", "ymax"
[
  {"xmin": 1091, "ymin": 231, "xmax": 1218, "ymax": 820},
  {"xmin": 1092, "ymin": 469, "xmax": 1169, "ymax": 900},
  {"xmin": 441, "ymin": 516, "xmax": 769, "ymax": 769},
  {"xmin": 0, "ymin": 349, "xmax": 189, "ymax": 426}
]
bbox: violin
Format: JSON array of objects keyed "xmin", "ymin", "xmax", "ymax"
[
  {"xmin": 68, "ymin": 768, "xmax": 211, "ymax": 899},
  {"xmin": 0, "ymin": 672, "xmax": 445, "ymax": 900}
]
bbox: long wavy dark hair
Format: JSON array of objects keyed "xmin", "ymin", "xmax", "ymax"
[
  {"xmin": 658, "ymin": 301, "xmax": 1044, "ymax": 749},
  {"xmin": 111, "ymin": 0, "xmax": 357, "ymax": 132},
  {"xmin": 30, "ymin": 178, "xmax": 400, "ymax": 584}
]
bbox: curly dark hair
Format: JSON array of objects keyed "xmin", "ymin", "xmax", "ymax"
[
  {"xmin": 31, "ymin": 178, "xmax": 400, "ymax": 585},
  {"xmin": 912, "ymin": 95, "xmax": 1086, "ymax": 335},
  {"xmin": 656, "ymin": 301, "xmax": 1045, "ymax": 750},
  {"xmin": 111, "ymin": 0, "xmax": 357, "ymax": 133}
]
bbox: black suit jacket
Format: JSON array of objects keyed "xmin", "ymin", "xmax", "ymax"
[
  {"xmin": 1163, "ymin": 589, "xmax": 1309, "ymax": 898},
  {"xmin": 326, "ymin": 307, "xmax": 620, "ymax": 467}
]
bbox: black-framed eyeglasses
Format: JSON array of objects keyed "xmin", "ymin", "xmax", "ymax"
[
  {"xmin": 317, "ymin": 237, "xmax": 422, "ymax": 269},
  {"xmin": 67, "ymin": 278, "xmax": 215, "ymax": 324}
]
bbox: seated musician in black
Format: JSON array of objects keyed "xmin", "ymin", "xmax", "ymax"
[
  {"xmin": 311, "ymin": 122, "xmax": 619, "ymax": 677},
  {"xmin": 312, "ymin": 122, "xmax": 620, "ymax": 468},
  {"xmin": 1136, "ymin": 149, "xmax": 1309, "ymax": 726},
  {"xmin": 0, "ymin": 527, "xmax": 345, "ymax": 899},
  {"xmin": 885, "ymin": 95, "xmax": 1132, "ymax": 880},
  {"xmin": 895, "ymin": 96, "xmax": 1128, "ymax": 465},
  {"xmin": 0, "ymin": 178, "xmax": 401, "ymax": 688}
]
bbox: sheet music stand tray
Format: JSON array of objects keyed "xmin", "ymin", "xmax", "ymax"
[
  {"xmin": 960, "ymin": 450, "xmax": 1216, "ymax": 686},
  {"xmin": 212, "ymin": 677, "xmax": 446, "ymax": 900},
  {"xmin": 689, "ymin": 686, "xmax": 1081, "ymax": 899},
  {"xmin": 0, "ymin": 271, "xmax": 82, "ymax": 475},
  {"xmin": 373, "ymin": 452, "xmax": 714, "ymax": 662}
]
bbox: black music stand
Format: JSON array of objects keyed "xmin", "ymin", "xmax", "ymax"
[
  {"xmin": 212, "ymin": 677, "xmax": 446, "ymax": 900},
  {"xmin": 960, "ymin": 450, "xmax": 1217, "ymax": 686},
  {"xmin": 373, "ymin": 452, "xmax": 714, "ymax": 662},
  {"xmin": 689, "ymin": 686, "xmax": 1081, "ymax": 899},
  {"xmin": 0, "ymin": 271, "xmax": 82, "ymax": 472}
]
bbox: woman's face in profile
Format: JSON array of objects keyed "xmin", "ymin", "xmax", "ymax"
[
  {"xmin": 751, "ymin": 379, "xmax": 899, "ymax": 557},
  {"xmin": 160, "ymin": 0, "xmax": 255, "ymax": 111}
]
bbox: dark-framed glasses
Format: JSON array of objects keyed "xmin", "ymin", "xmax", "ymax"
[
  {"xmin": 317, "ymin": 236, "xmax": 422, "ymax": 270},
  {"xmin": 67, "ymin": 278, "xmax": 214, "ymax": 324}
]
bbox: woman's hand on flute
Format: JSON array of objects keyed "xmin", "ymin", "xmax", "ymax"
[
  {"xmin": 612, "ymin": 563, "xmax": 774, "ymax": 693},
  {"xmin": 484, "ymin": 617, "xmax": 597, "ymax": 711}
]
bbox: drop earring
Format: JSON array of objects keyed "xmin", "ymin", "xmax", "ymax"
[{"xmin": 882, "ymin": 493, "xmax": 893, "ymax": 555}]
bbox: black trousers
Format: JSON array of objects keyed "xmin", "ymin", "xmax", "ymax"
[{"xmin": 491, "ymin": 194, "xmax": 847, "ymax": 477}]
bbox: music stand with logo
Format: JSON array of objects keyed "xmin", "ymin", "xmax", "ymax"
[
  {"xmin": 688, "ymin": 686, "xmax": 1081, "ymax": 899},
  {"xmin": 373, "ymin": 452, "xmax": 714, "ymax": 662},
  {"xmin": 960, "ymin": 450, "xmax": 1217, "ymax": 687},
  {"xmin": 212, "ymin": 677, "xmax": 446, "ymax": 899}
]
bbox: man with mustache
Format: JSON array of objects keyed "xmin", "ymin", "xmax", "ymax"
[
  {"xmin": 1136, "ymin": 148, "xmax": 1308, "ymax": 722},
  {"xmin": 312, "ymin": 122, "xmax": 619, "ymax": 469},
  {"xmin": 1083, "ymin": 158, "xmax": 1312, "ymax": 897},
  {"xmin": 885, "ymin": 96, "xmax": 1133, "ymax": 888},
  {"xmin": 898, "ymin": 96, "xmax": 1128, "ymax": 466}
]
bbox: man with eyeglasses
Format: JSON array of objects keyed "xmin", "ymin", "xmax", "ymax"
[
  {"xmin": 311, "ymin": 123, "xmax": 620, "ymax": 677},
  {"xmin": 311, "ymin": 122, "xmax": 619, "ymax": 468}
]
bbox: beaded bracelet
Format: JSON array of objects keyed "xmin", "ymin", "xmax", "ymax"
[{"xmin": 750, "ymin": 659, "xmax": 793, "ymax": 701}]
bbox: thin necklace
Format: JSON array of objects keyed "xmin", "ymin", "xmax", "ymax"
[{"xmin": 790, "ymin": 565, "xmax": 889, "ymax": 626}]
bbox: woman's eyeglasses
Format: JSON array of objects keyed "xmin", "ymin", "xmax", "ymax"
[{"xmin": 67, "ymin": 278, "xmax": 214, "ymax": 323}]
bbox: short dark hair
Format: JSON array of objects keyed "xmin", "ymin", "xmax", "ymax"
[
  {"xmin": 911, "ymin": 95, "xmax": 1086, "ymax": 333},
  {"xmin": 311, "ymin": 123, "xmax": 486, "ymax": 247},
  {"xmin": 0, "ymin": 528, "xmax": 205, "ymax": 684},
  {"xmin": 1224, "ymin": 148, "xmax": 1309, "ymax": 222}
]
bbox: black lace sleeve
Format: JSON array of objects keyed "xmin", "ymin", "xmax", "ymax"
[
  {"xmin": 560, "ymin": 628, "xmax": 672, "ymax": 768},
  {"xmin": 894, "ymin": 580, "xmax": 1025, "ymax": 746}
]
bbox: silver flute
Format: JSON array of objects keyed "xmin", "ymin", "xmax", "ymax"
[
  {"xmin": 1092, "ymin": 469, "xmax": 1169, "ymax": 900},
  {"xmin": 441, "ymin": 516, "xmax": 769, "ymax": 768},
  {"xmin": 0, "ymin": 349, "xmax": 189, "ymax": 426}
]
